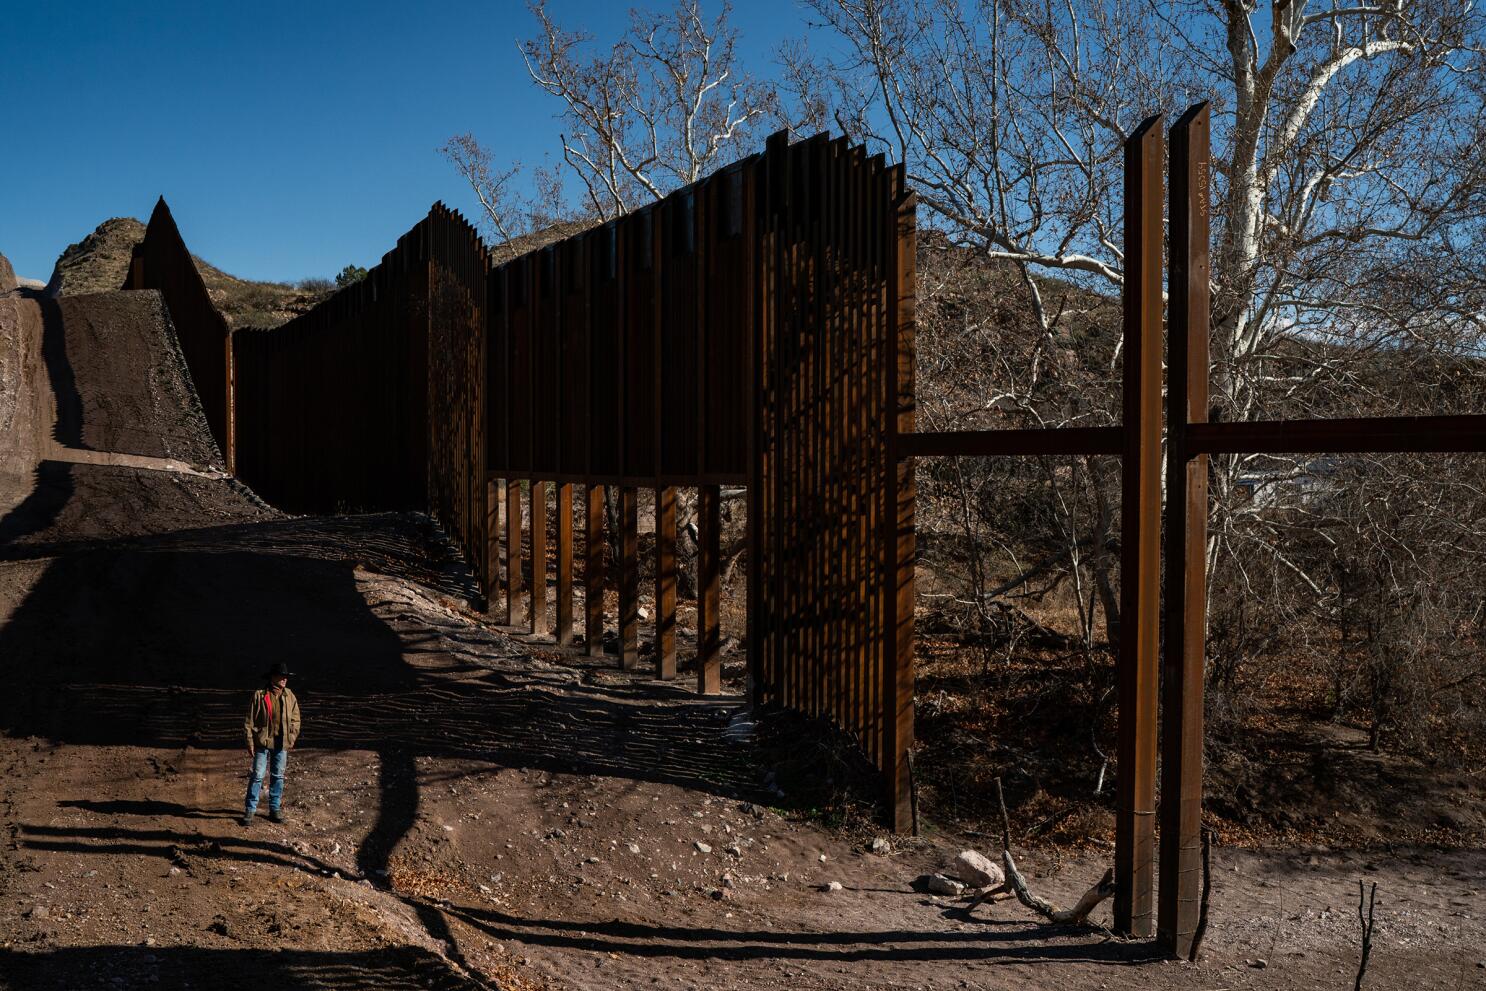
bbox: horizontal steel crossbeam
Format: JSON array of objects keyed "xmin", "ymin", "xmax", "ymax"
[
  {"xmin": 1184, "ymin": 415, "xmax": 1486, "ymax": 455},
  {"xmin": 896, "ymin": 426, "xmax": 1123, "ymax": 459}
]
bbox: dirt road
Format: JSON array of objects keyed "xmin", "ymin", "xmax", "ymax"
[
  {"xmin": 1, "ymin": 284, "xmax": 1481, "ymax": 990},
  {"xmin": 1, "ymin": 533, "xmax": 1479, "ymax": 990}
]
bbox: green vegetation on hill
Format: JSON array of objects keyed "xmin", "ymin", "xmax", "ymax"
[
  {"xmin": 335, "ymin": 264, "xmax": 368, "ymax": 287},
  {"xmin": 190, "ymin": 254, "xmax": 328, "ymax": 329}
]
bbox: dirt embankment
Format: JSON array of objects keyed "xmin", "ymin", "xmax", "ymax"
[
  {"xmin": 0, "ymin": 296, "xmax": 42, "ymax": 478},
  {"xmin": 0, "ymin": 285, "xmax": 261, "ymax": 553},
  {"xmin": 50, "ymin": 291, "xmax": 222, "ymax": 467},
  {"xmin": 193, "ymin": 256, "xmax": 327, "ymax": 329}
]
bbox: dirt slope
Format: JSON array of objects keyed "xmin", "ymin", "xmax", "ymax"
[
  {"xmin": 192, "ymin": 256, "xmax": 327, "ymax": 329},
  {"xmin": 52, "ymin": 291, "xmax": 222, "ymax": 466},
  {"xmin": 0, "ymin": 287, "xmax": 251, "ymax": 553},
  {"xmin": 0, "ymin": 295, "xmax": 42, "ymax": 478}
]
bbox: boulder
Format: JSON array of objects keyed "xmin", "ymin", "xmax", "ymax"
[
  {"xmin": 954, "ymin": 849, "xmax": 1006, "ymax": 888},
  {"xmin": 0, "ymin": 252, "xmax": 15, "ymax": 292},
  {"xmin": 923, "ymin": 873, "xmax": 965, "ymax": 896}
]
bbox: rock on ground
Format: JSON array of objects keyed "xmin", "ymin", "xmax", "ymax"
[
  {"xmin": 922, "ymin": 873, "xmax": 964, "ymax": 896},
  {"xmin": 954, "ymin": 849, "xmax": 1005, "ymax": 888}
]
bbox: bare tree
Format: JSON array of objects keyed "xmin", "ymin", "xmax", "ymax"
[
  {"xmin": 796, "ymin": 0, "xmax": 1486, "ymax": 745},
  {"xmin": 438, "ymin": 135, "xmax": 570, "ymax": 261},
  {"xmin": 440, "ymin": 0, "xmax": 1486, "ymax": 757},
  {"xmin": 445, "ymin": 0, "xmax": 777, "ymax": 591},
  {"xmin": 520, "ymin": 0, "xmax": 776, "ymax": 218},
  {"xmin": 795, "ymin": 0, "xmax": 1486, "ymax": 395},
  {"xmin": 446, "ymin": 0, "xmax": 776, "ymax": 247}
]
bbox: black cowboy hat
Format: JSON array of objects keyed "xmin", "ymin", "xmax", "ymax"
[{"xmin": 262, "ymin": 662, "xmax": 295, "ymax": 679}]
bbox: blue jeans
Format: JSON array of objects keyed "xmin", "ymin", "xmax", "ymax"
[{"xmin": 244, "ymin": 746, "xmax": 287, "ymax": 815}]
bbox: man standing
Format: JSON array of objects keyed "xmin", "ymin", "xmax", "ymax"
[{"xmin": 241, "ymin": 662, "xmax": 301, "ymax": 827}]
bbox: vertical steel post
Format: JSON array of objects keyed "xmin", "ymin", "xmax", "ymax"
[
  {"xmin": 1160, "ymin": 102, "xmax": 1211, "ymax": 957},
  {"xmin": 884, "ymin": 183, "xmax": 917, "ymax": 833},
  {"xmin": 1116, "ymin": 114, "xmax": 1164, "ymax": 937},
  {"xmin": 504, "ymin": 478, "xmax": 523, "ymax": 626}
]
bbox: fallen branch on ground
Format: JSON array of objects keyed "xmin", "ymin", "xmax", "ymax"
[
  {"xmin": 1188, "ymin": 827, "xmax": 1213, "ymax": 962},
  {"xmin": 961, "ymin": 777, "xmax": 1115, "ymax": 926},
  {"xmin": 1354, "ymin": 880, "xmax": 1377, "ymax": 991},
  {"xmin": 960, "ymin": 886, "xmax": 1016, "ymax": 908}
]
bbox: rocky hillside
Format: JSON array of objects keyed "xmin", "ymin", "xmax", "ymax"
[
  {"xmin": 190, "ymin": 255, "xmax": 326, "ymax": 329},
  {"xmin": 46, "ymin": 218, "xmax": 327, "ymax": 328},
  {"xmin": 492, "ymin": 218, "xmax": 596, "ymax": 264},
  {"xmin": 45, "ymin": 218, "xmax": 144, "ymax": 296}
]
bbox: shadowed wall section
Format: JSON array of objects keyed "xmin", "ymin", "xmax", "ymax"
[
  {"xmin": 126, "ymin": 199, "xmax": 234, "ymax": 471},
  {"xmin": 229, "ymin": 207, "xmax": 486, "ymax": 592},
  {"xmin": 749, "ymin": 135, "xmax": 917, "ymax": 831},
  {"xmin": 482, "ymin": 135, "xmax": 917, "ymax": 828}
]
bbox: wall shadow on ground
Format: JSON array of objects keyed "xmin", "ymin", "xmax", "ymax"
[
  {"xmin": 0, "ymin": 511, "xmax": 763, "ymax": 883},
  {"xmin": 0, "ymin": 944, "xmax": 482, "ymax": 990},
  {"xmin": 0, "ymin": 461, "xmax": 74, "ymax": 547},
  {"xmin": 35, "ymin": 292, "xmax": 84, "ymax": 450},
  {"xmin": 0, "ymin": 516, "xmax": 757, "ymax": 794},
  {"xmin": 14, "ymin": 821, "xmax": 354, "ymax": 878},
  {"xmin": 443, "ymin": 901, "xmax": 1165, "ymax": 967}
]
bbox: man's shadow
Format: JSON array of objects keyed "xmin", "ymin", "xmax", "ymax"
[{"xmin": 58, "ymin": 798, "xmax": 238, "ymax": 821}]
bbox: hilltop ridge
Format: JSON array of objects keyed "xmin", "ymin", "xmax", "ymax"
[{"xmin": 45, "ymin": 216, "xmax": 327, "ymax": 328}]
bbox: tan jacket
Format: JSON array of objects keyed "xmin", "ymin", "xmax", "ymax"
[{"xmin": 244, "ymin": 687, "xmax": 301, "ymax": 751}]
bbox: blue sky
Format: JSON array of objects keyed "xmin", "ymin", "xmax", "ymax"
[{"xmin": 0, "ymin": 1, "xmax": 804, "ymax": 283}]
